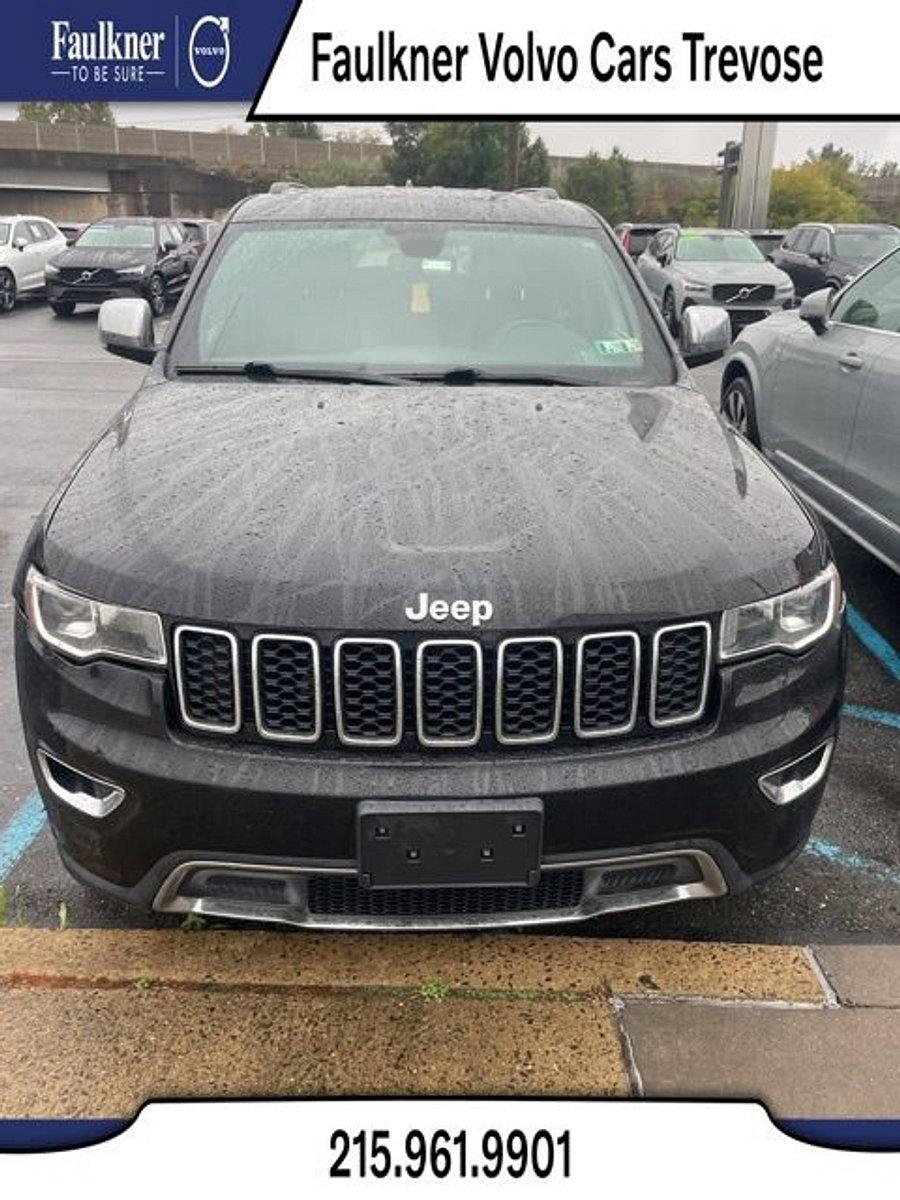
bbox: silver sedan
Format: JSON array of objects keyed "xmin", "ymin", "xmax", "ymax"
[{"xmin": 720, "ymin": 246, "xmax": 900, "ymax": 573}]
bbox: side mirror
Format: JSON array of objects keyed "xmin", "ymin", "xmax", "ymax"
[
  {"xmin": 811, "ymin": 250, "xmax": 828, "ymax": 264},
  {"xmin": 12, "ymin": 236, "xmax": 27, "ymax": 251},
  {"xmin": 98, "ymin": 298, "xmax": 157, "ymax": 364},
  {"xmin": 798, "ymin": 288, "xmax": 832, "ymax": 335},
  {"xmin": 161, "ymin": 239, "xmax": 177, "ymax": 254},
  {"xmin": 679, "ymin": 305, "xmax": 731, "ymax": 364}
]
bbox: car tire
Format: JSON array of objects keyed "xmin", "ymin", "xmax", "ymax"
[
  {"xmin": 662, "ymin": 288, "xmax": 680, "ymax": 337},
  {"xmin": 50, "ymin": 301, "xmax": 76, "ymax": 317},
  {"xmin": 147, "ymin": 274, "xmax": 166, "ymax": 317},
  {"xmin": 0, "ymin": 269, "xmax": 16, "ymax": 314},
  {"xmin": 720, "ymin": 373, "xmax": 760, "ymax": 446}
]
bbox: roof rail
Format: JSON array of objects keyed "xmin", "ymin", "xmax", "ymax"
[
  {"xmin": 513, "ymin": 186, "xmax": 559, "ymax": 200},
  {"xmin": 268, "ymin": 181, "xmax": 308, "ymax": 195}
]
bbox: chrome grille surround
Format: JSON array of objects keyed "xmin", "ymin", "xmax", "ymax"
[
  {"xmin": 333, "ymin": 637, "xmax": 403, "ymax": 748},
  {"xmin": 574, "ymin": 630, "xmax": 641, "ymax": 739},
  {"xmin": 415, "ymin": 638, "xmax": 484, "ymax": 748},
  {"xmin": 251, "ymin": 633, "xmax": 322, "ymax": 744},
  {"xmin": 172, "ymin": 622, "xmax": 714, "ymax": 747},
  {"xmin": 173, "ymin": 624, "xmax": 242, "ymax": 735},
  {"xmin": 495, "ymin": 635, "xmax": 564, "ymax": 746},
  {"xmin": 649, "ymin": 620, "xmax": 713, "ymax": 728}
]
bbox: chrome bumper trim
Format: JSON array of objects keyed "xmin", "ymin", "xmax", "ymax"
[{"xmin": 152, "ymin": 848, "xmax": 728, "ymax": 931}]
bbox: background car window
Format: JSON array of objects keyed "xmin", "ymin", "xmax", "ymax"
[
  {"xmin": 0, "ymin": 222, "xmax": 9, "ymax": 245},
  {"xmin": 793, "ymin": 229, "xmax": 814, "ymax": 255},
  {"xmin": 26, "ymin": 221, "xmax": 48, "ymax": 242},
  {"xmin": 38, "ymin": 221, "xmax": 59, "ymax": 240},
  {"xmin": 834, "ymin": 229, "xmax": 900, "ymax": 261},
  {"xmin": 12, "ymin": 222, "xmax": 34, "ymax": 245},
  {"xmin": 832, "ymin": 249, "xmax": 900, "ymax": 333},
  {"xmin": 808, "ymin": 229, "xmax": 829, "ymax": 258},
  {"xmin": 675, "ymin": 233, "xmax": 765, "ymax": 263},
  {"xmin": 78, "ymin": 222, "xmax": 155, "ymax": 249},
  {"xmin": 172, "ymin": 221, "xmax": 675, "ymax": 385},
  {"xmin": 782, "ymin": 229, "xmax": 799, "ymax": 250},
  {"xmin": 165, "ymin": 223, "xmax": 184, "ymax": 246}
]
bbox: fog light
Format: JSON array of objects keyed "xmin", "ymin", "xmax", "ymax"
[
  {"xmin": 36, "ymin": 749, "xmax": 125, "ymax": 818},
  {"xmin": 758, "ymin": 740, "xmax": 834, "ymax": 806}
]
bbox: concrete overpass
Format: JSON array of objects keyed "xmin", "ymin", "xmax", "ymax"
[{"xmin": 0, "ymin": 119, "xmax": 384, "ymax": 221}]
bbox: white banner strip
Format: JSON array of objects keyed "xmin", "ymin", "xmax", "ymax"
[{"xmin": 251, "ymin": 0, "xmax": 893, "ymax": 118}]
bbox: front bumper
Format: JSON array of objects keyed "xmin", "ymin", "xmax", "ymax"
[
  {"xmin": 15, "ymin": 608, "xmax": 845, "ymax": 929},
  {"xmin": 46, "ymin": 279, "xmax": 147, "ymax": 306}
]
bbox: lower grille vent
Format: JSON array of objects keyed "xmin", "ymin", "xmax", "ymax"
[{"xmin": 307, "ymin": 870, "xmax": 585, "ymax": 919}]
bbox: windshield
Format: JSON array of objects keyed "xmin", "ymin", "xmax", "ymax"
[
  {"xmin": 169, "ymin": 220, "xmax": 674, "ymax": 385},
  {"xmin": 676, "ymin": 233, "xmax": 765, "ymax": 263},
  {"xmin": 834, "ymin": 230, "xmax": 900, "ymax": 261},
  {"xmin": 0, "ymin": 222, "xmax": 8, "ymax": 246},
  {"xmin": 77, "ymin": 222, "xmax": 155, "ymax": 249}
]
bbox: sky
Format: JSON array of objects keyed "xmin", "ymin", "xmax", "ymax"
[{"xmin": 2, "ymin": 105, "xmax": 900, "ymax": 166}]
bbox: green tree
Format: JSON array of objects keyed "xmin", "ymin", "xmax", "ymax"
[
  {"xmin": 386, "ymin": 121, "xmax": 550, "ymax": 190},
  {"xmin": 518, "ymin": 134, "xmax": 550, "ymax": 188},
  {"xmin": 385, "ymin": 121, "xmax": 426, "ymax": 185},
  {"xmin": 17, "ymin": 101, "xmax": 114, "ymax": 127},
  {"xmin": 768, "ymin": 159, "xmax": 863, "ymax": 226},
  {"xmin": 249, "ymin": 120, "xmax": 321, "ymax": 139},
  {"xmin": 562, "ymin": 149, "xmax": 635, "ymax": 225}
]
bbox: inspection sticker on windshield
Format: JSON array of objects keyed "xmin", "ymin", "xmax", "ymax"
[{"xmin": 593, "ymin": 337, "xmax": 643, "ymax": 355}]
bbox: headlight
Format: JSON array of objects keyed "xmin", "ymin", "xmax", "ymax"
[
  {"xmin": 24, "ymin": 566, "xmax": 166, "ymax": 665},
  {"xmin": 776, "ymin": 281, "xmax": 794, "ymax": 293},
  {"xmin": 116, "ymin": 265, "xmax": 148, "ymax": 277},
  {"xmin": 44, "ymin": 263, "xmax": 59, "ymax": 278},
  {"xmin": 719, "ymin": 563, "xmax": 840, "ymax": 661}
]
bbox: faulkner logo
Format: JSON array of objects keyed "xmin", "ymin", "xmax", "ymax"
[
  {"xmin": 189, "ymin": 16, "xmax": 231, "ymax": 89},
  {"xmin": 50, "ymin": 19, "xmax": 166, "ymax": 84}
]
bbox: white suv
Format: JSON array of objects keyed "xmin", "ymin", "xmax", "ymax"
[{"xmin": 0, "ymin": 215, "xmax": 68, "ymax": 313}]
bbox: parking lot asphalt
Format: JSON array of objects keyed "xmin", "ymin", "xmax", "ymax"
[{"xmin": 0, "ymin": 301, "xmax": 897, "ymax": 942}]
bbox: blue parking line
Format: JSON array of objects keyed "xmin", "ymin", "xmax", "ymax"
[
  {"xmin": 842, "ymin": 703, "xmax": 900, "ymax": 730},
  {"xmin": 805, "ymin": 838, "xmax": 900, "ymax": 889},
  {"xmin": 846, "ymin": 603, "xmax": 900, "ymax": 683},
  {"xmin": 0, "ymin": 790, "xmax": 46, "ymax": 880}
]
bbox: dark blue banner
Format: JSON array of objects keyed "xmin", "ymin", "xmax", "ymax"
[{"xmin": 3, "ymin": 0, "xmax": 296, "ymax": 101}]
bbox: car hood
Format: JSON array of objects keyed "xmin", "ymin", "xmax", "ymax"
[
  {"xmin": 51, "ymin": 246, "xmax": 156, "ymax": 270},
  {"xmin": 41, "ymin": 381, "xmax": 820, "ymax": 631},
  {"xmin": 675, "ymin": 260, "xmax": 790, "ymax": 288}
]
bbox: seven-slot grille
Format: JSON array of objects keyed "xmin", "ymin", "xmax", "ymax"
[{"xmin": 172, "ymin": 622, "xmax": 713, "ymax": 748}]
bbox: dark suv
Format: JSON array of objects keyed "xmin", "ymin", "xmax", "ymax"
[
  {"xmin": 771, "ymin": 222, "xmax": 900, "ymax": 298},
  {"xmin": 14, "ymin": 186, "xmax": 845, "ymax": 930},
  {"xmin": 45, "ymin": 216, "xmax": 197, "ymax": 317}
]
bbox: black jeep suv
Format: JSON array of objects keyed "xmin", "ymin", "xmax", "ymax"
[{"xmin": 14, "ymin": 186, "xmax": 845, "ymax": 930}]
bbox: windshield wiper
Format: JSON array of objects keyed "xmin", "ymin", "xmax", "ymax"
[
  {"xmin": 175, "ymin": 362, "xmax": 407, "ymax": 385},
  {"xmin": 395, "ymin": 367, "xmax": 595, "ymax": 387}
]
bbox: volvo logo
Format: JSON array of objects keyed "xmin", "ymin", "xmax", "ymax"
[
  {"xmin": 404, "ymin": 592, "xmax": 494, "ymax": 627},
  {"xmin": 725, "ymin": 284, "xmax": 761, "ymax": 304},
  {"xmin": 188, "ymin": 15, "xmax": 231, "ymax": 89},
  {"xmin": 78, "ymin": 270, "xmax": 97, "ymax": 282}
]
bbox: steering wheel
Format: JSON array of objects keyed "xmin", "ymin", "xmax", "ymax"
[{"xmin": 482, "ymin": 318, "xmax": 599, "ymax": 364}]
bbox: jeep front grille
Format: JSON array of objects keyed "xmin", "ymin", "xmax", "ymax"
[
  {"xmin": 650, "ymin": 622, "xmax": 712, "ymax": 727},
  {"xmin": 172, "ymin": 620, "xmax": 713, "ymax": 748}
]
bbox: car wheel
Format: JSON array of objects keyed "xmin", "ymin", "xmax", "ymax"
[
  {"xmin": 0, "ymin": 269, "xmax": 16, "ymax": 314},
  {"xmin": 50, "ymin": 301, "xmax": 76, "ymax": 317},
  {"xmin": 720, "ymin": 373, "xmax": 760, "ymax": 445},
  {"xmin": 662, "ymin": 289, "xmax": 680, "ymax": 336},
  {"xmin": 147, "ymin": 274, "xmax": 166, "ymax": 317}
]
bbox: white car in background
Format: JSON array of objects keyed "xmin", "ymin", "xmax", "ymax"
[{"xmin": 0, "ymin": 215, "xmax": 68, "ymax": 313}]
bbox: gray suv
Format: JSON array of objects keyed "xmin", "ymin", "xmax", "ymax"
[
  {"xmin": 638, "ymin": 226, "xmax": 794, "ymax": 337},
  {"xmin": 721, "ymin": 246, "xmax": 900, "ymax": 573}
]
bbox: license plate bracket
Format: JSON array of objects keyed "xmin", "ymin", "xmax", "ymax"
[{"xmin": 357, "ymin": 799, "xmax": 543, "ymax": 890}]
